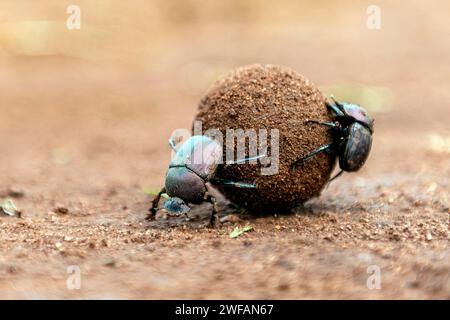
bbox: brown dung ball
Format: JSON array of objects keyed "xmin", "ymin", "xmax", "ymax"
[{"xmin": 194, "ymin": 64, "xmax": 335, "ymax": 212}]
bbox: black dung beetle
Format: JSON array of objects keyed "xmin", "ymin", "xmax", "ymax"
[
  {"xmin": 291, "ymin": 96, "xmax": 374, "ymax": 181},
  {"xmin": 148, "ymin": 135, "xmax": 263, "ymax": 226}
]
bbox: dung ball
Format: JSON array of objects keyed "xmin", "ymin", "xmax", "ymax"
[{"xmin": 194, "ymin": 64, "xmax": 335, "ymax": 212}]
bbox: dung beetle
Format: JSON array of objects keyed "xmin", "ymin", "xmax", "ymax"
[
  {"xmin": 291, "ymin": 96, "xmax": 374, "ymax": 181},
  {"xmin": 148, "ymin": 135, "xmax": 263, "ymax": 226}
]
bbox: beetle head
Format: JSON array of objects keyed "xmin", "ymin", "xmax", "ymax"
[
  {"xmin": 164, "ymin": 197, "xmax": 190, "ymax": 215},
  {"xmin": 336, "ymin": 101, "xmax": 374, "ymax": 133}
]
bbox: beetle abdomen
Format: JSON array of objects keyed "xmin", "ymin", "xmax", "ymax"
[
  {"xmin": 165, "ymin": 167, "xmax": 206, "ymax": 204},
  {"xmin": 340, "ymin": 122, "xmax": 372, "ymax": 172}
]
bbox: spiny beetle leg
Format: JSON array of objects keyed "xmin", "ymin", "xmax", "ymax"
[
  {"xmin": 328, "ymin": 169, "xmax": 344, "ymax": 184},
  {"xmin": 306, "ymin": 120, "xmax": 338, "ymax": 128},
  {"xmin": 225, "ymin": 154, "xmax": 265, "ymax": 165},
  {"xmin": 291, "ymin": 143, "xmax": 335, "ymax": 172},
  {"xmin": 323, "ymin": 169, "xmax": 345, "ymax": 190},
  {"xmin": 307, "ymin": 119, "xmax": 345, "ymax": 136},
  {"xmin": 212, "ymin": 178, "xmax": 257, "ymax": 189},
  {"xmin": 147, "ymin": 187, "xmax": 166, "ymax": 220},
  {"xmin": 326, "ymin": 100, "xmax": 345, "ymax": 118},
  {"xmin": 206, "ymin": 194, "xmax": 219, "ymax": 227},
  {"xmin": 330, "ymin": 95, "xmax": 345, "ymax": 108}
]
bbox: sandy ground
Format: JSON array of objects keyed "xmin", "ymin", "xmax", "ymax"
[{"xmin": 0, "ymin": 1, "xmax": 448, "ymax": 299}]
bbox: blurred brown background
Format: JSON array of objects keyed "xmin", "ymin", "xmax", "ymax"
[
  {"xmin": 0, "ymin": 1, "xmax": 448, "ymax": 299},
  {"xmin": 0, "ymin": 0, "xmax": 449, "ymax": 190}
]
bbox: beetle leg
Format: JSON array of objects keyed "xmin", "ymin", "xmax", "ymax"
[
  {"xmin": 307, "ymin": 119, "xmax": 347, "ymax": 137},
  {"xmin": 225, "ymin": 154, "xmax": 265, "ymax": 165},
  {"xmin": 211, "ymin": 178, "xmax": 257, "ymax": 189},
  {"xmin": 330, "ymin": 95, "xmax": 339, "ymax": 105},
  {"xmin": 206, "ymin": 194, "xmax": 219, "ymax": 227},
  {"xmin": 322, "ymin": 169, "xmax": 345, "ymax": 190},
  {"xmin": 147, "ymin": 187, "xmax": 166, "ymax": 220},
  {"xmin": 330, "ymin": 95, "xmax": 345, "ymax": 108},
  {"xmin": 291, "ymin": 143, "xmax": 335, "ymax": 172},
  {"xmin": 326, "ymin": 100, "xmax": 346, "ymax": 118},
  {"xmin": 306, "ymin": 120, "xmax": 339, "ymax": 128},
  {"xmin": 328, "ymin": 169, "xmax": 344, "ymax": 183}
]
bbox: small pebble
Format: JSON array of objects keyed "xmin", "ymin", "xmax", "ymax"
[
  {"xmin": 8, "ymin": 187, "xmax": 25, "ymax": 198},
  {"xmin": 103, "ymin": 257, "xmax": 116, "ymax": 267},
  {"xmin": 55, "ymin": 206, "xmax": 69, "ymax": 214}
]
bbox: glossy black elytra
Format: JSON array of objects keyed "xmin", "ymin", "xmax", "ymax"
[{"xmin": 291, "ymin": 96, "xmax": 374, "ymax": 182}]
